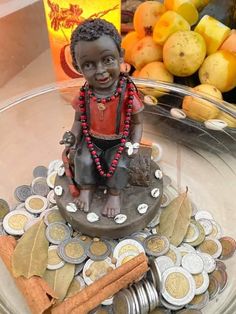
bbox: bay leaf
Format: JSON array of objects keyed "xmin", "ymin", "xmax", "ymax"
[
  {"xmin": 65, "ymin": 277, "xmax": 83, "ymax": 300},
  {"xmin": 12, "ymin": 219, "xmax": 49, "ymax": 278},
  {"xmin": 43, "ymin": 263, "xmax": 75, "ymax": 300},
  {"xmin": 159, "ymin": 188, "xmax": 192, "ymax": 246}
]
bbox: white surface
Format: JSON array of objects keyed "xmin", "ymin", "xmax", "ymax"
[{"xmin": 0, "ymin": 0, "xmax": 39, "ymax": 18}]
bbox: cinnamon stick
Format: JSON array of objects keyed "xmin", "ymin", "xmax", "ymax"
[
  {"xmin": 0, "ymin": 236, "xmax": 57, "ymax": 314},
  {"xmin": 52, "ymin": 252, "xmax": 147, "ymax": 314},
  {"xmin": 71, "ymin": 261, "xmax": 148, "ymax": 314}
]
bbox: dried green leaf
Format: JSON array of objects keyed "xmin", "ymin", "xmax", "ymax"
[
  {"xmin": 43, "ymin": 263, "xmax": 75, "ymax": 300},
  {"xmin": 12, "ymin": 219, "xmax": 49, "ymax": 278},
  {"xmin": 65, "ymin": 278, "xmax": 83, "ymax": 300},
  {"xmin": 159, "ymin": 189, "xmax": 192, "ymax": 246}
]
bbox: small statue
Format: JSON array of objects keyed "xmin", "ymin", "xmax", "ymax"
[{"xmin": 61, "ymin": 18, "xmax": 144, "ymax": 218}]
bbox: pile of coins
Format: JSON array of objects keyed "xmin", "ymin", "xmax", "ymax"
[{"xmin": 0, "ymin": 159, "xmax": 235, "ymax": 314}]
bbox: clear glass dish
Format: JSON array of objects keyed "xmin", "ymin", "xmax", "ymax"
[{"xmin": 0, "ymin": 79, "xmax": 235, "ymax": 314}]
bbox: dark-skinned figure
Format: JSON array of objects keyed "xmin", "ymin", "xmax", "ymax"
[{"xmin": 61, "ymin": 18, "xmax": 144, "ymax": 219}]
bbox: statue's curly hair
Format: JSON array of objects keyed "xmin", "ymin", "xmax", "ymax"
[{"xmin": 70, "ymin": 18, "xmax": 121, "ymax": 72}]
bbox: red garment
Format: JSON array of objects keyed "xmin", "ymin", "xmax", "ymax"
[{"xmin": 72, "ymin": 85, "xmax": 144, "ymax": 139}]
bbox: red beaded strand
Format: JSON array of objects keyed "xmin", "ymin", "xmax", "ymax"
[{"xmin": 78, "ymin": 76, "xmax": 135, "ymax": 178}]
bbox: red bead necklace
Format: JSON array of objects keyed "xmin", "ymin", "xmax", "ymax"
[{"xmin": 78, "ymin": 75, "xmax": 135, "ymax": 178}]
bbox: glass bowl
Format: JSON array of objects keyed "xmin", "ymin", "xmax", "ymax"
[{"xmin": 0, "ymin": 78, "xmax": 235, "ymax": 314}]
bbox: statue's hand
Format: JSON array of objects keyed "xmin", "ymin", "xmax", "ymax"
[{"xmin": 59, "ymin": 131, "xmax": 76, "ymax": 147}]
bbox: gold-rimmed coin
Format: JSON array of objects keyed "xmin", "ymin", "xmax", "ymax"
[
  {"xmin": 144, "ymin": 235, "xmax": 169, "ymax": 257},
  {"xmin": 219, "ymin": 236, "xmax": 236, "ymax": 260},
  {"xmin": 46, "ymin": 222, "xmax": 71, "ymax": 245},
  {"xmin": 83, "ymin": 258, "xmax": 115, "ymax": 285},
  {"xmin": 210, "ymin": 268, "xmax": 228, "ymax": 293},
  {"xmin": 58, "ymin": 238, "xmax": 87, "ymax": 264},
  {"xmin": 3, "ymin": 209, "xmax": 33, "ymax": 235},
  {"xmin": 197, "ymin": 237, "xmax": 222, "ymax": 259},
  {"xmin": 208, "ymin": 275, "xmax": 220, "ymax": 300},
  {"xmin": 47, "ymin": 245, "xmax": 65, "ymax": 270},
  {"xmin": 25, "ymin": 195, "xmax": 48, "ymax": 214},
  {"xmin": 208, "ymin": 220, "xmax": 222, "ymax": 239},
  {"xmin": 113, "ymin": 239, "xmax": 145, "ymax": 259},
  {"xmin": 46, "ymin": 171, "xmax": 57, "ymax": 189},
  {"xmin": 187, "ymin": 220, "xmax": 205, "ymax": 247},
  {"xmin": 185, "ymin": 291, "xmax": 209, "ymax": 310}
]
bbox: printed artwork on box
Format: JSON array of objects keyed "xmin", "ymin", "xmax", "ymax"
[{"xmin": 43, "ymin": 0, "xmax": 121, "ymax": 81}]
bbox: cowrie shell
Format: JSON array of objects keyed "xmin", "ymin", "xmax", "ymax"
[
  {"xmin": 66, "ymin": 202, "xmax": 77, "ymax": 213},
  {"xmin": 137, "ymin": 203, "xmax": 148, "ymax": 214},
  {"xmin": 54, "ymin": 185, "xmax": 63, "ymax": 196},
  {"xmin": 114, "ymin": 214, "xmax": 127, "ymax": 224},
  {"xmin": 155, "ymin": 169, "xmax": 163, "ymax": 180},
  {"xmin": 151, "ymin": 188, "xmax": 160, "ymax": 198},
  {"xmin": 144, "ymin": 95, "xmax": 158, "ymax": 105},
  {"xmin": 170, "ymin": 108, "xmax": 186, "ymax": 119},
  {"xmin": 57, "ymin": 166, "xmax": 65, "ymax": 176},
  {"xmin": 87, "ymin": 212, "xmax": 99, "ymax": 223},
  {"xmin": 204, "ymin": 119, "xmax": 227, "ymax": 131}
]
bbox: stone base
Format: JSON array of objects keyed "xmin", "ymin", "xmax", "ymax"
[{"xmin": 55, "ymin": 161, "xmax": 163, "ymax": 239}]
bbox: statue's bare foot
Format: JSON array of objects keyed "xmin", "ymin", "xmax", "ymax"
[
  {"xmin": 102, "ymin": 194, "xmax": 120, "ymax": 218},
  {"xmin": 75, "ymin": 189, "xmax": 93, "ymax": 212}
]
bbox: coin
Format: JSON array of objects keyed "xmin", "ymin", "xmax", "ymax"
[
  {"xmin": 187, "ymin": 220, "xmax": 205, "ymax": 247},
  {"xmin": 74, "ymin": 262, "xmax": 86, "ymax": 276},
  {"xmin": 197, "ymin": 237, "xmax": 222, "ymax": 259},
  {"xmin": 164, "ymin": 244, "xmax": 182, "ymax": 266},
  {"xmin": 33, "ymin": 165, "xmax": 48, "ymax": 178},
  {"xmin": 0, "ymin": 199, "xmax": 10, "ymax": 221},
  {"xmin": 143, "ymin": 235, "xmax": 169, "ymax": 257},
  {"xmin": 131, "ymin": 230, "xmax": 151, "ymax": 242},
  {"xmin": 3, "ymin": 209, "xmax": 33, "ymax": 235},
  {"xmin": 87, "ymin": 239, "xmax": 111, "ymax": 261},
  {"xmin": 47, "ymin": 245, "xmax": 65, "ymax": 270},
  {"xmin": 159, "ymin": 294, "xmax": 184, "ymax": 311},
  {"xmin": 25, "ymin": 195, "xmax": 48, "ymax": 214},
  {"xmin": 46, "ymin": 171, "xmax": 57, "ymax": 189},
  {"xmin": 161, "ymin": 267, "xmax": 196, "ymax": 306},
  {"xmin": 137, "ymin": 203, "xmax": 148, "ymax": 215},
  {"xmin": 24, "ymin": 217, "xmax": 42, "ymax": 231},
  {"xmin": 116, "ymin": 252, "xmax": 140, "ymax": 267},
  {"xmin": 208, "ymin": 275, "xmax": 220, "ymax": 300},
  {"xmin": 58, "ymin": 238, "xmax": 87, "ymax": 264},
  {"xmin": 129, "ymin": 286, "xmax": 141, "ymax": 314},
  {"xmin": 149, "ymin": 307, "xmax": 171, "ymax": 314},
  {"xmin": 83, "ymin": 258, "xmax": 115, "ymax": 285},
  {"xmin": 155, "ymin": 256, "xmax": 174, "ymax": 274},
  {"xmin": 181, "ymin": 253, "xmax": 204, "ymax": 275},
  {"xmin": 208, "ymin": 220, "xmax": 222, "ymax": 239},
  {"xmin": 113, "ymin": 239, "xmax": 145, "ymax": 259},
  {"xmin": 14, "ymin": 185, "xmax": 32, "ymax": 202},
  {"xmin": 113, "ymin": 289, "xmax": 135, "ymax": 314},
  {"xmin": 192, "ymin": 271, "xmax": 209, "ymax": 295},
  {"xmin": 185, "ymin": 291, "xmax": 209, "ymax": 310},
  {"xmin": 215, "ymin": 260, "xmax": 226, "ymax": 271},
  {"xmin": 178, "ymin": 310, "xmax": 203, "ymax": 314},
  {"xmin": 143, "ymin": 280, "xmax": 159, "ymax": 311},
  {"xmin": 210, "ymin": 268, "xmax": 228, "ymax": 293},
  {"xmin": 133, "ymin": 282, "xmax": 149, "ymax": 314},
  {"xmin": 195, "ymin": 211, "xmax": 214, "ymax": 221},
  {"xmin": 183, "ymin": 222, "xmax": 200, "ymax": 243},
  {"xmin": 197, "ymin": 252, "xmax": 216, "ymax": 274},
  {"xmin": 147, "ymin": 211, "xmax": 162, "ymax": 229},
  {"xmin": 46, "ymin": 222, "xmax": 71, "ymax": 244},
  {"xmin": 65, "ymin": 275, "xmax": 85, "ymax": 299},
  {"xmin": 219, "ymin": 236, "xmax": 236, "ymax": 259},
  {"xmin": 178, "ymin": 244, "xmax": 195, "ymax": 258},
  {"xmin": 148, "ymin": 259, "xmax": 162, "ymax": 290},
  {"xmin": 43, "ymin": 208, "xmax": 65, "ymax": 225},
  {"xmin": 31, "ymin": 177, "xmax": 50, "ymax": 197},
  {"xmin": 160, "ymin": 192, "xmax": 171, "ymax": 208},
  {"xmin": 198, "ymin": 218, "xmax": 213, "ymax": 236}
]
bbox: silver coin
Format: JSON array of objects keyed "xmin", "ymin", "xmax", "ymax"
[
  {"xmin": 148, "ymin": 259, "xmax": 162, "ymax": 290},
  {"xmin": 155, "ymin": 256, "xmax": 174, "ymax": 274},
  {"xmin": 133, "ymin": 282, "xmax": 149, "ymax": 314},
  {"xmin": 195, "ymin": 210, "xmax": 214, "ymax": 221},
  {"xmin": 46, "ymin": 222, "xmax": 71, "ymax": 244},
  {"xmin": 129, "ymin": 286, "xmax": 141, "ymax": 314},
  {"xmin": 208, "ymin": 220, "xmax": 222, "ymax": 239},
  {"xmin": 33, "ymin": 165, "xmax": 48, "ymax": 178},
  {"xmin": 197, "ymin": 252, "xmax": 216, "ymax": 273},
  {"xmin": 144, "ymin": 280, "xmax": 159, "ymax": 310},
  {"xmin": 31, "ymin": 177, "xmax": 50, "ymax": 197},
  {"xmin": 131, "ymin": 231, "xmax": 152, "ymax": 243},
  {"xmin": 181, "ymin": 253, "xmax": 204, "ymax": 275},
  {"xmin": 58, "ymin": 238, "xmax": 88, "ymax": 264},
  {"xmin": 14, "ymin": 185, "xmax": 32, "ymax": 202},
  {"xmin": 147, "ymin": 210, "xmax": 162, "ymax": 228},
  {"xmin": 74, "ymin": 261, "xmax": 86, "ymax": 276},
  {"xmin": 198, "ymin": 218, "xmax": 213, "ymax": 236},
  {"xmin": 113, "ymin": 289, "xmax": 136, "ymax": 314},
  {"xmin": 159, "ymin": 294, "xmax": 184, "ymax": 311}
]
